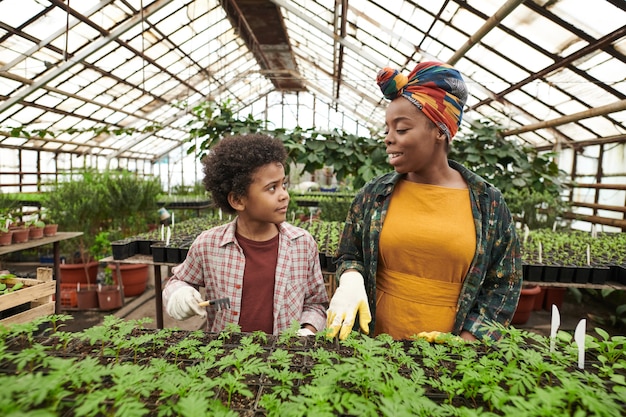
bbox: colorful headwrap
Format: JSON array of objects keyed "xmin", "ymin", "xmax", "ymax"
[{"xmin": 377, "ymin": 61, "xmax": 467, "ymax": 142}]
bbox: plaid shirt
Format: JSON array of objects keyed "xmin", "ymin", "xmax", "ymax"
[
  {"xmin": 163, "ymin": 220, "xmax": 328, "ymax": 334},
  {"xmin": 335, "ymin": 160, "xmax": 522, "ymax": 340}
]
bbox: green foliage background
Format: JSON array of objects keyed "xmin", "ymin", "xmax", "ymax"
[
  {"xmin": 43, "ymin": 170, "xmax": 162, "ymax": 257},
  {"xmin": 185, "ymin": 103, "xmax": 568, "ymax": 228}
]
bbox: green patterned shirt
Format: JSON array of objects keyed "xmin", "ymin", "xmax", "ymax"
[{"xmin": 335, "ymin": 160, "xmax": 522, "ymax": 340}]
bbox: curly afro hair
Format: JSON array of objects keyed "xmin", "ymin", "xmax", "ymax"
[{"xmin": 202, "ymin": 134, "xmax": 288, "ymax": 214}]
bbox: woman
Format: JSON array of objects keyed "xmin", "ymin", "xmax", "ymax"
[{"xmin": 326, "ymin": 62, "xmax": 522, "ymax": 341}]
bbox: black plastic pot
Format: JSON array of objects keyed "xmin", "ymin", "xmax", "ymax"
[
  {"xmin": 111, "ymin": 239, "xmax": 137, "ymax": 260},
  {"xmin": 325, "ymin": 253, "xmax": 337, "ymax": 272},
  {"xmin": 151, "ymin": 242, "xmax": 167, "ymax": 263},
  {"xmin": 590, "ymin": 266, "xmax": 610, "ymax": 285},
  {"xmin": 574, "ymin": 266, "xmax": 592, "ymax": 284},
  {"xmin": 523, "ymin": 263, "xmax": 544, "ymax": 282},
  {"xmin": 318, "ymin": 252, "xmax": 327, "ymax": 270},
  {"xmin": 558, "ymin": 266, "xmax": 576, "ymax": 283},
  {"xmin": 166, "ymin": 246, "xmax": 181, "ymax": 264},
  {"xmin": 542, "ymin": 265, "xmax": 560, "ymax": 282},
  {"xmin": 611, "ymin": 265, "xmax": 626, "ymax": 285},
  {"xmin": 136, "ymin": 239, "xmax": 157, "ymax": 255}
]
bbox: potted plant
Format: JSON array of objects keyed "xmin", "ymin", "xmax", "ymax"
[
  {"xmin": 90, "ymin": 230, "xmax": 149, "ymax": 299},
  {"xmin": 44, "ymin": 170, "xmax": 160, "ymax": 290},
  {"xmin": 0, "ymin": 214, "xmax": 13, "ymax": 246},
  {"xmin": 58, "ymin": 240, "xmax": 99, "ymax": 285},
  {"xmin": 105, "ymin": 261, "xmax": 149, "ymax": 298},
  {"xmin": 74, "ymin": 231, "xmax": 114, "ymax": 310},
  {"xmin": 40, "ymin": 215, "xmax": 59, "ymax": 237},
  {"xmin": 9, "ymin": 220, "xmax": 29, "ymax": 244},
  {"xmin": 26, "ymin": 219, "xmax": 45, "ymax": 240},
  {"xmin": 97, "ymin": 268, "xmax": 123, "ymax": 310}
]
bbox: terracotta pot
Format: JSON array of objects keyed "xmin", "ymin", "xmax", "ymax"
[
  {"xmin": 76, "ymin": 285, "xmax": 99, "ymax": 310},
  {"xmin": 543, "ymin": 287, "xmax": 566, "ymax": 311},
  {"xmin": 0, "ymin": 230, "xmax": 12, "ymax": 246},
  {"xmin": 59, "ymin": 261, "xmax": 99, "ymax": 285},
  {"xmin": 533, "ymin": 286, "xmax": 546, "ymax": 311},
  {"xmin": 512, "ymin": 285, "xmax": 541, "ymax": 325},
  {"xmin": 43, "ymin": 224, "xmax": 58, "ymax": 237},
  {"xmin": 11, "ymin": 227, "xmax": 29, "ymax": 244},
  {"xmin": 107, "ymin": 263, "xmax": 149, "ymax": 297},
  {"xmin": 98, "ymin": 285, "xmax": 123, "ymax": 310},
  {"xmin": 29, "ymin": 226, "xmax": 44, "ymax": 240}
]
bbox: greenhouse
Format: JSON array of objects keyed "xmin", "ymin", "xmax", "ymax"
[{"xmin": 1, "ymin": 0, "xmax": 625, "ymax": 416}]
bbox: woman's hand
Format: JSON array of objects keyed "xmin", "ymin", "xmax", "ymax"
[
  {"xmin": 460, "ymin": 330, "xmax": 477, "ymax": 341},
  {"xmin": 326, "ymin": 271, "xmax": 372, "ymax": 340}
]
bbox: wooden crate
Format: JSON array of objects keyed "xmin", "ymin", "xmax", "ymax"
[{"xmin": 0, "ymin": 267, "xmax": 55, "ymax": 327}]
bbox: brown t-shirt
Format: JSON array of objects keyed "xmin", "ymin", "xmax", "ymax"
[{"xmin": 236, "ymin": 232, "xmax": 279, "ymax": 333}]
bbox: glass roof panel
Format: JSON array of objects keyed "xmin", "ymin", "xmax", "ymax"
[{"xmin": 0, "ymin": 0, "xmax": 624, "ymax": 162}]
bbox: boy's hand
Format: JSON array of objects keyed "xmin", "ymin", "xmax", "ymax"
[
  {"xmin": 297, "ymin": 328, "xmax": 315, "ymax": 337},
  {"xmin": 166, "ymin": 286, "xmax": 207, "ymax": 320}
]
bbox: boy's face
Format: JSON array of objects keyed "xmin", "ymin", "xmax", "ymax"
[{"xmin": 239, "ymin": 162, "xmax": 290, "ymax": 225}]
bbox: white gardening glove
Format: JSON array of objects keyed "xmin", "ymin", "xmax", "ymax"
[
  {"xmin": 326, "ymin": 271, "xmax": 372, "ymax": 340},
  {"xmin": 297, "ymin": 328, "xmax": 315, "ymax": 337},
  {"xmin": 166, "ymin": 285, "xmax": 207, "ymax": 321}
]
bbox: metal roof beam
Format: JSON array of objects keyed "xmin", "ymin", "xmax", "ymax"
[
  {"xmin": 0, "ymin": 0, "xmax": 115, "ymax": 72},
  {"xmin": 270, "ymin": 0, "xmax": 387, "ymax": 69},
  {"xmin": 0, "ymin": 70, "xmax": 154, "ymax": 124},
  {"xmin": 0, "ymin": 0, "xmax": 174, "ymax": 114},
  {"xmin": 535, "ymin": 133, "xmax": 626, "ymax": 152},
  {"xmin": 503, "ymin": 99, "xmax": 626, "ymax": 136},
  {"xmin": 470, "ymin": 25, "xmax": 626, "ymax": 111},
  {"xmin": 447, "ymin": 0, "xmax": 524, "ymax": 65}
]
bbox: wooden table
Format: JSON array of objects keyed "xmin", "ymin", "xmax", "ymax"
[
  {"xmin": 0, "ymin": 232, "xmax": 83, "ymax": 313},
  {"xmin": 100, "ymin": 254, "xmax": 177, "ymax": 329}
]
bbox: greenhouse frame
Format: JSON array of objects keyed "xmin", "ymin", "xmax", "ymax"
[
  {"xmin": 1, "ymin": 2, "xmax": 626, "ymax": 415},
  {"xmin": 0, "ymin": 1, "xmax": 623, "ymax": 231}
]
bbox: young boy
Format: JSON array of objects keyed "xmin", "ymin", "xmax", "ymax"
[{"xmin": 163, "ymin": 133, "xmax": 328, "ymax": 335}]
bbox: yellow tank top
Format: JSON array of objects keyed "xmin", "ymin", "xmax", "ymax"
[{"xmin": 375, "ymin": 179, "xmax": 476, "ymax": 339}]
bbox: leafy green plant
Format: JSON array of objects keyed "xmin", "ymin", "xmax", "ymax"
[
  {"xmin": 1, "ymin": 315, "xmax": 626, "ymax": 416},
  {"xmin": 218, "ymin": 322, "xmax": 242, "ymax": 343},
  {"xmin": 0, "ymin": 273, "xmax": 22, "ymax": 294},
  {"xmin": 588, "ymin": 327, "xmax": 626, "ymax": 364},
  {"xmin": 318, "ymin": 195, "xmax": 351, "ymax": 222},
  {"xmin": 266, "ymin": 367, "xmax": 304, "ymax": 399},
  {"xmin": 216, "ymin": 371, "xmax": 255, "ymax": 409},
  {"xmin": 451, "ymin": 119, "xmax": 569, "ymax": 230},
  {"xmin": 43, "ymin": 169, "xmax": 162, "ymax": 255},
  {"xmin": 90, "ymin": 231, "xmax": 112, "ymax": 261},
  {"xmin": 276, "ymin": 320, "xmax": 303, "ymax": 348},
  {"xmin": 166, "ymin": 337, "xmax": 203, "ymax": 363}
]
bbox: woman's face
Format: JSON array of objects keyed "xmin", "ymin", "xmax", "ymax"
[{"xmin": 384, "ymin": 97, "xmax": 444, "ymax": 177}]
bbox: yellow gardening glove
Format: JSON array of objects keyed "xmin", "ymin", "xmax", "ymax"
[{"xmin": 326, "ymin": 271, "xmax": 372, "ymax": 340}]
